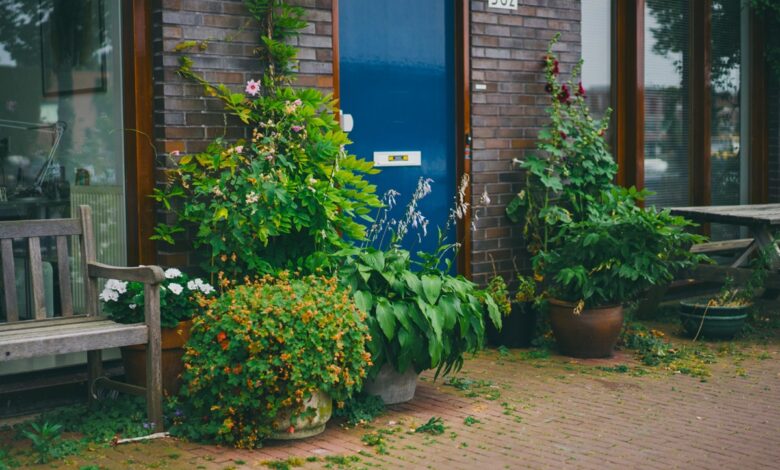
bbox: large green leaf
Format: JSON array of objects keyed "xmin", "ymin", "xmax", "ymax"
[
  {"xmin": 421, "ymin": 303, "xmax": 443, "ymax": 342},
  {"xmin": 403, "ymin": 271, "xmax": 423, "ymax": 296},
  {"xmin": 375, "ymin": 298, "xmax": 396, "ymax": 340},
  {"xmin": 361, "ymin": 250, "xmax": 385, "ymax": 272},
  {"xmin": 437, "ymin": 294, "xmax": 458, "ymax": 331},
  {"xmin": 353, "ymin": 290, "xmax": 374, "ymax": 313},
  {"xmin": 421, "ymin": 274, "xmax": 442, "ymax": 304},
  {"xmin": 392, "ymin": 302, "xmax": 413, "ymax": 331}
]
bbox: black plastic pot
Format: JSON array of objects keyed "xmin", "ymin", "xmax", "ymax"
[
  {"xmin": 679, "ymin": 298, "xmax": 750, "ymax": 340},
  {"xmin": 486, "ymin": 302, "xmax": 537, "ymax": 348}
]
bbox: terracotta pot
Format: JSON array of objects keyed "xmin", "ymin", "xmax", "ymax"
[
  {"xmin": 486, "ymin": 302, "xmax": 537, "ymax": 348},
  {"xmin": 269, "ymin": 389, "xmax": 333, "ymax": 440},
  {"xmin": 120, "ymin": 319, "xmax": 192, "ymax": 396},
  {"xmin": 548, "ymin": 299, "xmax": 623, "ymax": 358},
  {"xmin": 364, "ymin": 363, "xmax": 419, "ymax": 404}
]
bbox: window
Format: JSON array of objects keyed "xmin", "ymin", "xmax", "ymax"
[
  {"xmin": 581, "ymin": 0, "xmax": 612, "ymax": 119},
  {"xmin": 0, "ymin": 0, "xmax": 126, "ymax": 320}
]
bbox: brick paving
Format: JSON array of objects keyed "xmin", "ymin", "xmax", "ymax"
[{"xmin": 25, "ymin": 339, "xmax": 780, "ymax": 470}]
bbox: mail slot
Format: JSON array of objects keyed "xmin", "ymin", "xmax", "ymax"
[{"xmin": 373, "ymin": 151, "xmax": 421, "ymax": 167}]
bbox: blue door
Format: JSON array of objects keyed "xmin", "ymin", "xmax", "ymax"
[{"xmin": 339, "ymin": 0, "xmax": 456, "ymax": 259}]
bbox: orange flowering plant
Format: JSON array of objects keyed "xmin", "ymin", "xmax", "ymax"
[{"xmin": 169, "ymin": 272, "xmax": 371, "ymax": 448}]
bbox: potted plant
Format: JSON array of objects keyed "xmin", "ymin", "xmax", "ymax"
[
  {"xmin": 485, "ymin": 273, "xmax": 537, "ymax": 348},
  {"xmin": 100, "ymin": 268, "xmax": 216, "ymax": 395},
  {"xmin": 536, "ymin": 190, "xmax": 706, "ymax": 357},
  {"xmin": 507, "ymin": 35, "xmax": 705, "ymax": 358},
  {"xmin": 170, "ymin": 273, "xmax": 371, "ymax": 448},
  {"xmin": 339, "ymin": 178, "xmax": 501, "ymax": 404},
  {"xmin": 679, "ymin": 254, "xmax": 767, "ymax": 339}
]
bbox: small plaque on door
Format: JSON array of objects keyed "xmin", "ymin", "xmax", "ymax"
[{"xmin": 373, "ymin": 151, "xmax": 421, "ymax": 167}]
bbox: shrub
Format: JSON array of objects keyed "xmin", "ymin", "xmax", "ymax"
[
  {"xmin": 171, "ymin": 273, "xmax": 371, "ymax": 448},
  {"xmin": 100, "ymin": 268, "xmax": 215, "ymax": 328}
]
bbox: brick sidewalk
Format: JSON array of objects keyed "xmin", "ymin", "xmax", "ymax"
[{"xmin": 58, "ymin": 343, "xmax": 780, "ymax": 470}]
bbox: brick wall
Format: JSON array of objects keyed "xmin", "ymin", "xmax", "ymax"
[
  {"xmin": 148, "ymin": 0, "xmax": 582, "ymax": 281},
  {"xmin": 151, "ymin": 0, "xmax": 335, "ymax": 266},
  {"xmin": 468, "ymin": 0, "xmax": 581, "ymax": 286}
]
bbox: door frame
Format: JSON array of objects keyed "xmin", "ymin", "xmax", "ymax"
[{"xmin": 331, "ymin": 0, "xmax": 472, "ymax": 277}]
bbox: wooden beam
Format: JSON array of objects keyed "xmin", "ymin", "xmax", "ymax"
[
  {"xmin": 749, "ymin": 8, "xmax": 769, "ymax": 204},
  {"xmin": 456, "ymin": 0, "xmax": 472, "ymax": 278},
  {"xmin": 689, "ymin": 0, "xmax": 712, "ymax": 207},
  {"xmin": 614, "ymin": 0, "xmax": 644, "ymax": 190}
]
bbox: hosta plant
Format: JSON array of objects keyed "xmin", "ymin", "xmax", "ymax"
[
  {"xmin": 100, "ymin": 268, "xmax": 215, "ymax": 328},
  {"xmin": 340, "ymin": 178, "xmax": 500, "ymax": 378},
  {"xmin": 171, "ymin": 273, "xmax": 371, "ymax": 448}
]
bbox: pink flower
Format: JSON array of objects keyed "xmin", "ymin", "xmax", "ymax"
[
  {"xmin": 576, "ymin": 82, "xmax": 586, "ymax": 97},
  {"xmin": 291, "ymin": 125, "xmax": 303, "ymax": 133},
  {"xmin": 293, "ymin": 99, "xmax": 302, "ymax": 106},
  {"xmin": 245, "ymin": 79, "xmax": 260, "ymax": 96},
  {"xmin": 265, "ymin": 154, "xmax": 275, "ymax": 162},
  {"xmin": 170, "ymin": 150, "xmax": 180, "ymax": 157},
  {"xmin": 234, "ymin": 145, "xmax": 244, "ymax": 154}
]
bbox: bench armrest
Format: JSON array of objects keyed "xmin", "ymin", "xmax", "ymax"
[{"xmin": 88, "ymin": 262, "xmax": 165, "ymax": 285}]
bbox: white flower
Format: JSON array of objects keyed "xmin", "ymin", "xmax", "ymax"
[
  {"xmin": 164, "ymin": 268, "xmax": 182, "ymax": 279},
  {"xmin": 187, "ymin": 280, "xmax": 198, "ymax": 290},
  {"xmin": 129, "ymin": 304, "xmax": 137, "ymax": 310},
  {"xmin": 168, "ymin": 283, "xmax": 184, "ymax": 295},
  {"xmin": 187, "ymin": 278, "xmax": 215, "ymax": 295},
  {"xmin": 104, "ymin": 279, "xmax": 127, "ymax": 294},
  {"xmin": 246, "ymin": 191, "xmax": 259, "ymax": 204},
  {"xmin": 480, "ymin": 189, "xmax": 491, "ymax": 205},
  {"xmin": 199, "ymin": 282, "xmax": 215, "ymax": 295},
  {"xmin": 99, "ymin": 289, "xmax": 119, "ymax": 302}
]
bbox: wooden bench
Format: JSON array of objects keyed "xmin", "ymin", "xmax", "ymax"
[{"xmin": 0, "ymin": 205, "xmax": 164, "ymax": 432}]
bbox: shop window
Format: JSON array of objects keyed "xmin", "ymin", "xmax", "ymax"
[{"xmin": 0, "ymin": 0, "xmax": 126, "ymax": 321}]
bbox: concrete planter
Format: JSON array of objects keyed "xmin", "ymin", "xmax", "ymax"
[
  {"xmin": 270, "ymin": 389, "xmax": 333, "ymax": 440},
  {"xmin": 364, "ymin": 363, "xmax": 419, "ymax": 404}
]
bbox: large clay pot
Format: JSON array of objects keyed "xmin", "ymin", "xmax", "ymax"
[
  {"xmin": 120, "ymin": 319, "xmax": 191, "ymax": 396},
  {"xmin": 548, "ymin": 299, "xmax": 623, "ymax": 358},
  {"xmin": 270, "ymin": 389, "xmax": 333, "ymax": 440},
  {"xmin": 486, "ymin": 302, "xmax": 537, "ymax": 348},
  {"xmin": 364, "ymin": 363, "xmax": 419, "ymax": 404},
  {"xmin": 679, "ymin": 298, "xmax": 750, "ymax": 340}
]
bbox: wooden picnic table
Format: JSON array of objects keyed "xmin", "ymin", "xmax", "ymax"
[{"xmin": 670, "ymin": 203, "xmax": 780, "ymax": 269}]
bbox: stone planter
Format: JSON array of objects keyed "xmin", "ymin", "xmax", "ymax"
[
  {"xmin": 548, "ymin": 299, "xmax": 624, "ymax": 358},
  {"xmin": 270, "ymin": 389, "xmax": 333, "ymax": 440},
  {"xmin": 679, "ymin": 298, "xmax": 750, "ymax": 340},
  {"xmin": 486, "ymin": 301, "xmax": 537, "ymax": 348},
  {"xmin": 364, "ymin": 363, "xmax": 419, "ymax": 404},
  {"xmin": 120, "ymin": 319, "xmax": 191, "ymax": 396}
]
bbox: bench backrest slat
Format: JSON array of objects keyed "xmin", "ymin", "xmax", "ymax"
[
  {"xmin": 27, "ymin": 237, "xmax": 46, "ymax": 320},
  {"xmin": 1, "ymin": 238, "xmax": 19, "ymax": 322},
  {"xmin": 0, "ymin": 219, "xmax": 82, "ymax": 239},
  {"xmin": 0, "ymin": 206, "xmax": 92, "ymax": 323},
  {"xmin": 56, "ymin": 236, "xmax": 74, "ymax": 317},
  {"xmin": 78, "ymin": 205, "xmax": 99, "ymax": 317}
]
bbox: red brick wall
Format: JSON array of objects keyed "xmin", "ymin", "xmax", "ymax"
[{"xmin": 468, "ymin": 0, "xmax": 581, "ymax": 286}]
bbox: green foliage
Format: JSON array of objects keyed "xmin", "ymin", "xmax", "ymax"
[
  {"xmin": 171, "ymin": 273, "xmax": 371, "ymax": 448},
  {"xmin": 621, "ymin": 322, "xmax": 715, "ymax": 379},
  {"xmin": 507, "ymin": 34, "xmax": 707, "ymax": 309},
  {"xmin": 414, "ymin": 417, "xmax": 445, "ymax": 435},
  {"xmin": 332, "ymin": 393, "xmax": 385, "ymax": 427},
  {"xmin": 506, "ymin": 34, "xmax": 614, "ymax": 254},
  {"xmin": 159, "ymin": 1, "xmax": 380, "ymax": 279},
  {"xmin": 100, "ymin": 268, "xmax": 215, "ymax": 328},
  {"xmin": 339, "ymin": 246, "xmax": 500, "ymax": 378},
  {"xmin": 710, "ymin": 250, "xmax": 769, "ymax": 306},
  {"xmin": 535, "ymin": 188, "xmax": 708, "ymax": 307},
  {"xmin": 40, "ymin": 395, "xmax": 149, "ymax": 443},
  {"xmin": 0, "ymin": 448, "xmax": 19, "ymax": 470},
  {"xmin": 463, "ymin": 416, "xmax": 481, "ymax": 426},
  {"xmin": 487, "ymin": 276, "xmax": 512, "ymax": 317},
  {"xmin": 20, "ymin": 422, "xmax": 80, "ymax": 464},
  {"xmin": 514, "ymin": 275, "xmax": 536, "ymax": 303}
]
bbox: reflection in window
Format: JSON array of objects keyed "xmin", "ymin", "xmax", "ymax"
[
  {"xmin": 644, "ymin": 0, "xmax": 690, "ymax": 209},
  {"xmin": 581, "ymin": 0, "xmax": 612, "ymax": 119},
  {"xmin": 0, "ymin": 1, "xmax": 126, "ymax": 321},
  {"xmin": 710, "ymin": 0, "xmax": 744, "ymax": 240}
]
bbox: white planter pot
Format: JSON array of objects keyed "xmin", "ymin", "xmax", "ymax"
[
  {"xmin": 364, "ymin": 363, "xmax": 419, "ymax": 404},
  {"xmin": 270, "ymin": 389, "xmax": 332, "ymax": 440}
]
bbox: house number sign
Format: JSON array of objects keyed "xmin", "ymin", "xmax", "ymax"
[{"xmin": 488, "ymin": 0, "xmax": 517, "ymax": 10}]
